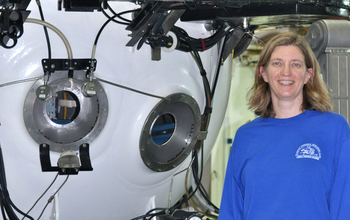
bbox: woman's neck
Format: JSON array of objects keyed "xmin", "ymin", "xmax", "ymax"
[{"xmin": 272, "ymin": 98, "xmax": 303, "ymax": 119}]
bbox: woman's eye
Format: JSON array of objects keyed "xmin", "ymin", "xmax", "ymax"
[
  {"xmin": 272, "ymin": 62, "xmax": 281, "ymax": 66},
  {"xmin": 292, "ymin": 63, "xmax": 301, "ymax": 67}
]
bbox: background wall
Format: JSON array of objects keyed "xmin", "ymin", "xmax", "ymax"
[{"xmin": 210, "ymin": 57, "xmax": 257, "ymax": 207}]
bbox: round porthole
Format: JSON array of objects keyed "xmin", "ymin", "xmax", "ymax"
[
  {"xmin": 140, "ymin": 93, "xmax": 202, "ymax": 172},
  {"xmin": 151, "ymin": 113, "xmax": 176, "ymax": 145},
  {"xmin": 45, "ymin": 91, "xmax": 80, "ymax": 125},
  {"xmin": 23, "ymin": 70, "xmax": 108, "ymax": 152}
]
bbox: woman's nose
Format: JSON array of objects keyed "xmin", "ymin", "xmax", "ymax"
[{"xmin": 281, "ymin": 65, "xmax": 292, "ymax": 76}]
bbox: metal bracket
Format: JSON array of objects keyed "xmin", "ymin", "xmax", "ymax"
[
  {"xmin": 195, "ymin": 131, "xmax": 208, "ymax": 141},
  {"xmin": 125, "ymin": 1, "xmax": 173, "ymax": 47},
  {"xmin": 58, "ymin": 0, "xmax": 103, "ymax": 11},
  {"xmin": 79, "ymin": 143, "xmax": 93, "ymax": 171},
  {"xmin": 42, "ymin": 58, "xmax": 97, "ymax": 73},
  {"xmin": 0, "ymin": 7, "xmax": 30, "ymax": 48},
  {"xmin": 39, "ymin": 143, "xmax": 93, "ymax": 175}
]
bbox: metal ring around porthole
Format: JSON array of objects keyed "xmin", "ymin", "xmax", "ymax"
[
  {"xmin": 23, "ymin": 70, "xmax": 108, "ymax": 152},
  {"xmin": 140, "ymin": 93, "xmax": 202, "ymax": 172}
]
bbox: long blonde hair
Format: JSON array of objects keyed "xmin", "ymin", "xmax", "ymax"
[{"xmin": 247, "ymin": 32, "xmax": 333, "ymax": 118}]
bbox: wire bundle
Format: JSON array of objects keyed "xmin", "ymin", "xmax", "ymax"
[
  {"xmin": 0, "ymin": 147, "xmax": 34, "ymax": 220},
  {"xmin": 0, "ymin": 146, "xmax": 70, "ymax": 220}
]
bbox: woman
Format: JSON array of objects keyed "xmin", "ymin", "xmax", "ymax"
[{"xmin": 218, "ymin": 32, "xmax": 350, "ymax": 219}]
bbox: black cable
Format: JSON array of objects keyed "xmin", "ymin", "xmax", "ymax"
[
  {"xmin": 144, "ymin": 208, "xmax": 165, "ymax": 216},
  {"xmin": 143, "ymin": 208, "xmax": 166, "ymax": 220},
  {"xmin": 168, "ymin": 150, "xmax": 203, "ymax": 213},
  {"xmin": 171, "ymin": 25, "xmax": 231, "ymax": 53},
  {"xmin": 190, "ymin": 149, "xmax": 219, "ymax": 219},
  {"xmin": 101, "ymin": 7, "xmax": 130, "ymax": 25},
  {"xmin": 37, "ymin": 174, "xmax": 70, "ymax": 220},
  {"xmin": 0, "ymin": 199, "xmax": 18, "ymax": 220},
  {"xmin": 164, "ymin": 38, "xmax": 213, "ymax": 213},
  {"xmin": 94, "ymin": 14, "xmax": 117, "ymax": 46},
  {"xmin": 106, "ymin": 1, "xmax": 132, "ymax": 23},
  {"xmin": 131, "ymin": 149, "xmax": 204, "ymax": 220},
  {"xmin": 37, "ymin": 203, "xmax": 49, "ymax": 220},
  {"xmin": 192, "ymin": 172, "xmax": 217, "ymax": 210},
  {"xmin": 202, "ymin": 75, "xmax": 212, "ymax": 108},
  {"xmin": 1, "ymin": 203, "xmax": 7, "ymax": 220},
  {"xmin": 36, "ymin": 0, "xmax": 52, "ymax": 75},
  {"xmin": 118, "ymin": 9, "xmax": 139, "ymax": 17},
  {"xmin": 8, "ymin": 199, "xmax": 34, "ymax": 220},
  {"xmin": 211, "ymin": 33, "xmax": 230, "ymax": 99},
  {"xmin": 92, "ymin": 8, "xmax": 139, "ymax": 69},
  {"xmin": 94, "ymin": 9, "xmax": 138, "ymax": 47},
  {"xmin": 0, "ymin": 150, "xmax": 8, "ymax": 189},
  {"xmin": 186, "ymin": 38, "xmax": 220, "ymax": 216},
  {"xmin": 191, "ymin": 149, "xmax": 220, "ymax": 213},
  {"xmin": 130, "ymin": 152, "xmax": 209, "ymax": 219},
  {"xmin": 187, "ymin": 39, "xmax": 206, "ymax": 76},
  {"xmin": 130, "ymin": 208, "xmax": 166, "ymax": 220},
  {"xmin": 0, "ymin": 147, "xmax": 18, "ymax": 220},
  {"xmin": 21, "ymin": 173, "xmax": 59, "ymax": 220},
  {"xmin": 0, "ymin": 147, "xmax": 34, "ymax": 220},
  {"xmin": 187, "ymin": 39, "xmax": 212, "ymax": 113}
]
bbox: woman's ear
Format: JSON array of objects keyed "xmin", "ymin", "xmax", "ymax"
[
  {"xmin": 260, "ymin": 66, "xmax": 268, "ymax": 82},
  {"xmin": 304, "ymin": 68, "xmax": 313, "ymax": 84}
]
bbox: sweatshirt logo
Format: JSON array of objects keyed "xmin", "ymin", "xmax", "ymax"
[{"xmin": 295, "ymin": 143, "xmax": 321, "ymax": 160}]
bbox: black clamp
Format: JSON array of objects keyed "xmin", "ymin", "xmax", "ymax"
[
  {"xmin": 42, "ymin": 58, "xmax": 97, "ymax": 74},
  {"xmin": 39, "ymin": 143, "xmax": 93, "ymax": 175}
]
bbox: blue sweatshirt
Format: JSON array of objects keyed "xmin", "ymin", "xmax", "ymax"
[{"xmin": 219, "ymin": 110, "xmax": 350, "ymax": 220}]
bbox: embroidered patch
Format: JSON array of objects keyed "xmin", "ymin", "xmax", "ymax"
[{"xmin": 295, "ymin": 143, "xmax": 321, "ymax": 160}]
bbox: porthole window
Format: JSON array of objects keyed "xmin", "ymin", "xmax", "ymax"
[
  {"xmin": 24, "ymin": 70, "xmax": 108, "ymax": 152},
  {"xmin": 151, "ymin": 113, "xmax": 176, "ymax": 146},
  {"xmin": 140, "ymin": 93, "xmax": 201, "ymax": 172},
  {"xmin": 46, "ymin": 91, "xmax": 80, "ymax": 125}
]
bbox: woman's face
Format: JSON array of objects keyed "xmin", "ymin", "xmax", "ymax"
[{"xmin": 260, "ymin": 45, "xmax": 313, "ymax": 105}]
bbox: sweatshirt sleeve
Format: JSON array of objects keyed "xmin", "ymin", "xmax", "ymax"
[
  {"xmin": 218, "ymin": 142, "xmax": 244, "ymax": 220},
  {"xmin": 329, "ymin": 136, "xmax": 350, "ymax": 219}
]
